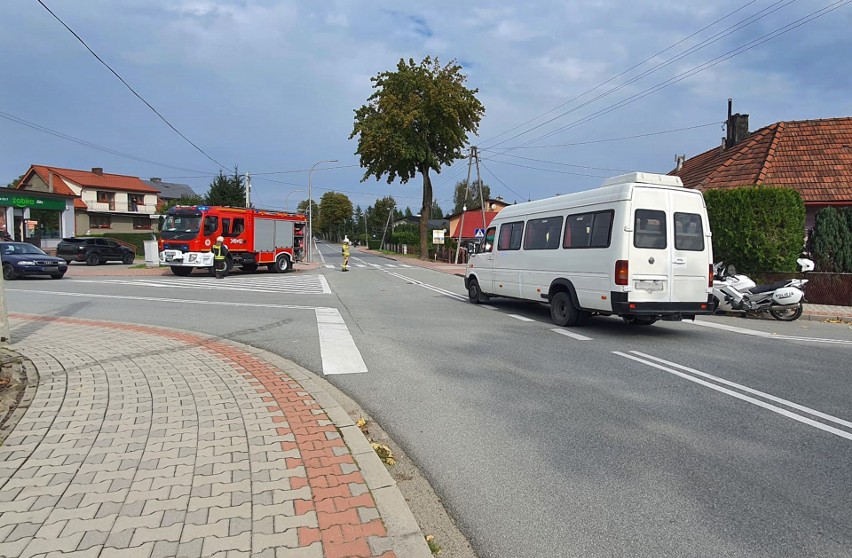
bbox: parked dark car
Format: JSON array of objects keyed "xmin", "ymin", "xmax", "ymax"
[
  {"xmin": 1, "ymin": 242, "xmax": 68, "ymax": 279},
  {"xmin": 56, "ymin": 237, "xmax": 136, "ymax": 265}
]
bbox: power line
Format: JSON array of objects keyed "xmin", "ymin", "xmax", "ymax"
[
  {"xmin": 480, "ymin": 157, "xmax": 607, "ymax": 179},
  {"xmin": 35, "ymin": 0, "xmax": 228, "ymax": 170},
  {"xmin": 481, "ymin": 122, "xmax": 721, "ymax": 150},
  {"xmin": 0, "ymin": 110, "xmax": 215, "ymax": 175},
  {"xmin": 478, "ymin": 159, "xmax": 526, "ymax": 202},
  {"xmin": 521, "ymin": 0, "xmax": 851, "ymax": 147},
  {"xmin": 479, "ymin": 0, "xmax": 768, "ymax": 148},
  {"xmin": 481, "ymin": 151, "xmax": 632, "ymax": 173}
]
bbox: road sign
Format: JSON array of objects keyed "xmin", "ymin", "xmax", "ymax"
[
  {"xmin": 432, "ymin": 229, "xmax": 445, "ymax": 245},
  {"xmin": 474, "ymin": 228, "xmax": 485, "ymax": 238}
]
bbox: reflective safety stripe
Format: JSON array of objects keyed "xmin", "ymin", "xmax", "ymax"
[{"xmin": 212, "ymin": 245, "xmax": 226, "ymax": 261}]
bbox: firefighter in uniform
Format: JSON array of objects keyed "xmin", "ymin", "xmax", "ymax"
[
  {"xmin": 341, "ymin": 236, "xmax": 350, "ymax": 272},
  {"xmin": 211, "ymin": 236, "xmax": 229, "ymax": 279}
]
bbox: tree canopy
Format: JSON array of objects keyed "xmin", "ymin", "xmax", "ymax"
[
  {"xmin": 6, "ymin": 175, "xmax": 23, "ymax": 189},
  {"xmin": 158, "ymin": 194, "xmax": 205, "ymax": 213},
  {"xmin": 452, "ymin": 179, "xmax": 490, "ymax": 214},
  {"xmin": 350, "ymin": 56, "xmax": 484, "ymax": 258},
  {"xmin": 317, "ymin": 191, "xmax": 353, "ymax": 241},
  {"xmin": 205, "ymin": 168, "xmax": 246, "ymax": 207}
]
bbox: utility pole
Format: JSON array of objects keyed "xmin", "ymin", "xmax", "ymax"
[
  {"xmin": 245, "ymin": 171, "xmax": 251, "ymax": 207},
  {"xmin": 364, "ymin": 208, "xmax": 369, "ymax": 247},
  {"xmin": 455, "ymin": 148, "xmax": 475, "ymax": 264},
  {"xmin": 474, "ymin": 146, "xmax": 487, "ymax": 240},
  {"xmin": 381, "ymin": 201, "xmax": 395, "ymax": 250},
  {"xmin": 0, "ymin": 274, "xmax": 10, "ymax": 344}
]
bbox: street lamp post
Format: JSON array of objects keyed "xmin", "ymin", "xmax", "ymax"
[
  {"xmin": 307, "ymin": 159, "xmax": 338, "ymax": 263},
  {"xmin": 284, "ymin": 189, "xmax": 305, "ymax": 212}
]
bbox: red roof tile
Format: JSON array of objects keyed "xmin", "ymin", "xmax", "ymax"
[
  {"xmin": 670, "ymin": 117, "xmax": 852, "ymax": 204},
  {"xmin": 27, "ymin": 165, "xmax": 160, "ymax": 194}
]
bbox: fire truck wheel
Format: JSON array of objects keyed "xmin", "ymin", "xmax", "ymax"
[
  {"xmin": 274, "ymin": 254, "xmax": 291, "ymax": 273},
  {"xmin": 171, "ymin": 266, "xmax": 193, "ymax": 276}
]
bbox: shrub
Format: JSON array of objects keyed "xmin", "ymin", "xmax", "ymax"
[
  {"xmin": 810, "ymin": 207, "xmax": 852, "ymax": 272},
  {"xmin": 704, "ymin": 186, "xmax": 805, "ymax": 273}
]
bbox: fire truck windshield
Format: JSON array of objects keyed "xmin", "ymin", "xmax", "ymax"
[{"xmin": 161, "ymin": 214, "xmax": 202, "ymax": 240}]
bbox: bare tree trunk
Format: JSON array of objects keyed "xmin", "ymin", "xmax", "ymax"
[{"xmin": 419, "ymin": 165, "xmax": 432, "ymax": 260}]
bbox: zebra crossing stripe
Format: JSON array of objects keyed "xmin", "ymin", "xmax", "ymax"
[
  {"xmin": 400, "ymin": 264, "xmax": 412, "ymax": 268},
  {"xmin": 324, "ymin": 264, "xmax": 335, "ymax": 269}
]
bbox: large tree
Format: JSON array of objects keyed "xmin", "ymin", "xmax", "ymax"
[
  {"xmin": 369, "ymin": 196, "xmax": 397, "ymax": 244},
  {"xmin": 452, "ymin": 179, "xmax": 490, "ymax": 214},
  {"xmin": 317, "ymin": 191, "xmax": 353, "ymax": 241},
  {"xmin": 205, "ymin": 168, "xmax": 246, "ymax": 207},
  {"xmin": 350, "ymin": 56, "xmax": 484, "ymax": 258},
  {"xmin": 431, "ymin": 200, "xmax": 444, "ymax": 219}
]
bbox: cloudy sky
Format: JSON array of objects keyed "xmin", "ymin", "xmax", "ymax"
[{"xmin": 2, "ymin": 0, "xmax": 851, "ymax": 214}]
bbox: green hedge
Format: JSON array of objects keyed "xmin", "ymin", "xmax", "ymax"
[
  {"xmin": 810, "ymin": 207, "xmax": 852, "ymax": 272},
  {"xmin": 704, "ymin": 186, "xmax": 804, "ymax": 273}
]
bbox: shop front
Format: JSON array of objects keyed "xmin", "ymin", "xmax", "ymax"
[{"xmin": 0, "ymin": 192, "xmax": 74, "ymax": 250}]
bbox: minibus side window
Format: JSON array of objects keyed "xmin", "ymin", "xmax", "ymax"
[
  {"xmin": 563, "ymin": 211, "xmax": 612, "ymax": 248},
  {"xmin": 634, "ymin": 210, "xmax": 667, "ymax": 249},
  {"xmin": 524, "ymin": 217, "xmax": 563, "ymax": 250},
  {"xmin": 674, "ymin": 213, "xmax": 704, "ymax": 251},
  {"xmin": 483, "ymin": 227, "xmax": 495, "ymax": 252},
  {"xmin": 498, "ymin": 222, "xmax": 524, "ymax": 250}
]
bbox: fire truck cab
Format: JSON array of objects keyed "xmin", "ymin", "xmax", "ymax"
[{"xmin": 159, "ymin": 205, "xmax": 305, "ymax": 276}]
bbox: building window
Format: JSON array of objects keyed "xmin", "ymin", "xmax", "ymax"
[
  {"xmin": 133, "ymin": 217, "xmax": 152, "ymax": 230},
  {"xmin": 129, "ymin": 194, "xmax": 144, "ymax": 212},
  {"xmin": 96, "ymin": 191, "xmax": 115, "ymax": 210},
  {"xmin": 90, "ymin": 214, "xmax": 112, "ymax": 229}
]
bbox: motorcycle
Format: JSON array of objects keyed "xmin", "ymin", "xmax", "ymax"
[{"xmin": 712, "ymin": 258, "xmax": 814, "ymax": 321}]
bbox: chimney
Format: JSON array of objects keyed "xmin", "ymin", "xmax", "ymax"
[
  {"xmin": 674, "ymin": 154, "xmax": 686, "ymax": 171},
  {"xmin": 730, "ymin": 113, "xmax": 749, "ymax": 146},
  {"xmin": 92, "ymin": 167, "xmax": 103, "ymax": 175},
  {"xmin": 149, "ymin": 177, "xmax": 162, "ymax": 183}
]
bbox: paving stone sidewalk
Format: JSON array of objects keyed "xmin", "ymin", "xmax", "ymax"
[{"xmin": 0, "ymin": 315, "xmax": 430, "ymax": 558}]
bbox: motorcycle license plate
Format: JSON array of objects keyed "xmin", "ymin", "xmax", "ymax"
[{"xmin": 635, "ymin": 280, "xmax": 664, "ymax": 292}]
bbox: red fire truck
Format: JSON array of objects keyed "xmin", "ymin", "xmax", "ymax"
[{"xmin": 158, "ymin": 205, "xmax": 306, "ymax": 276}]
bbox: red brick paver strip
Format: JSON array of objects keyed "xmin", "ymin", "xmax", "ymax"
[{"xmin": 0, "ymin": 314, "xmax": 421, "ymax": 558}]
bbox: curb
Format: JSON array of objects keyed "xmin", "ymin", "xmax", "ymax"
[
  {"xmin": 6, "ymin": 316, "xmax": 431, "ymax": 558},
  {"xmin": 0, "ymin": 350, "xmax": 38, "ymax": 446},
  {"xmin": 234, "ymin": 343, "xmax": 433, "ymax": 558}
]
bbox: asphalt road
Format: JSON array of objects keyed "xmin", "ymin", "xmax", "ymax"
[{"xmin": 6, "ymin": 242, "xmax": 852, "ymax": 558}]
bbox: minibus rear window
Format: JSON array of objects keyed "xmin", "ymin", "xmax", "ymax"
[
  {"xmin": 498, "ymin": 222, "xmax": 524, "ymax": 250},
  {"xmin": 634, "ymin": 210, "xmax": 667, "ymax": 249},
  {"xmin": 674, "ymin": 213, "xmax": 704, "ymax": 251}
]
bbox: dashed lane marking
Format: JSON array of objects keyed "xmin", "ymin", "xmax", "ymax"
[
  {"xmin": 551, "ymin": 328, "xmax": 593, "ymax": 341},
  {"xmin": 508, "ymin": 314, "xmax": 534, "ymax": 322}
]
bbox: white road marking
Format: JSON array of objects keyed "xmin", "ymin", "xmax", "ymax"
[
  {"xmin": 324, "ymin": 264, "xmax": 334, "ymax": 269},
  {"xmin": 614, "ymin": 350, "xmax": 852, "ymax": 441},
  {"xmin": 72, "ymin": 275, "xmax": 332, "ymax": 295},
  {"xmin": 690, "ymin": 319, "xmax": 852, "ymax": 346},
  {"xmin": 481, "ymin": 305, "xmax": 497, "ymax": 310},
  {"xmin": 508, "ymin": 314, "xmax": 534, "ymax": 322},
  {"xmin": 384, "ymin": 271, "xmax": 467, "ymax": 301},
  {"xmin": 314, "ymin": 308, "xmax": 368, "ymax": 375},
  {"xmin": 551, "ymin": 328, "xmax": 593, "ymax": 341},
  {"xmin": 385, "ymin": 264, "xmax": 398, "ymax": 268},
  {"xmin": 356, "ymin": 264, "xmax": 367, "ymax": 268},
  {"xmin": 9, "ymin": 289, "xmax": 367, "ymax": 375},
  {"xmin": 315, "ymin": 240, "xmax": 326, "ymax": 264},
  {"xmin": 400, "ymin": 264, "xmax": 412, "ymax": 268}
]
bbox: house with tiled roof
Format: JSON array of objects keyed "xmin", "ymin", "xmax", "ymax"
[
  {"xmin": 669, "ymin": 113, "xmax": 852, "ymax": 229},
  {"xmin": 143, "ymin": 177, "xmax": 198, "ymax": 202},
  {"xmin": 447, "ymin": 198, "xmax": 511, "ymax": 242},
  {"xmin": 13, "ymin": 165, "xmax": 160, "ymax": 247}
]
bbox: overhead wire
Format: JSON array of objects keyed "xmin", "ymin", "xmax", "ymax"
[
  {"xmin": 478, "ymin": 160, "xmax": 526, "ymax": 202},
  {"xmin": 35, "ymin": 0, "xmax": 228, "ymax": 170},
  {"xmin": 488, "ymin": 0, "xmax": 799, "ymax": 150},
  {"xmin": 520, "ymin": 0, "xmax": 851, "ymax": 147},
  {"xmin": 479, "ymin": 0, "xmax": 763, "ymax": 148},
  {"xmin": 0, "ymin": 111, "xmax": 216, "ymax": 175}
]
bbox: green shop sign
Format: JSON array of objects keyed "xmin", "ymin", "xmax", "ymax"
[{"xmin": 0, "ymin": 193, "xmax": 66, "ymax": 211}]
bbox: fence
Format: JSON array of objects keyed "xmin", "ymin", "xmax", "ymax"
[{"xmin": 750, "ymin": 272, "xmax": 852, "ymax": 306}]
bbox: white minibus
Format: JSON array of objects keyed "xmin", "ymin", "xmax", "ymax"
[{"xmin": 464, "ymin": 172, "xmax": 714, "ymax": 326}]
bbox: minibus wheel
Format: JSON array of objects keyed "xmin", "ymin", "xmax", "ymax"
[
  {"xmin": 551, "ymin": 292, "xmax": 584, "ymax": 326},
  {"xmin": 467, "ymin": 278, "xmax": 488, "ymax": 304}
]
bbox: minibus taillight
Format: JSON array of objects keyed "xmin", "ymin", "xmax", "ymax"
[
  {"xmin": 709, "ymin": 264, "xmax": 714, "ymax": 288},
  {"xmin": 615, "ymin": 260, "xmax": 629, "ymax": 285}
]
